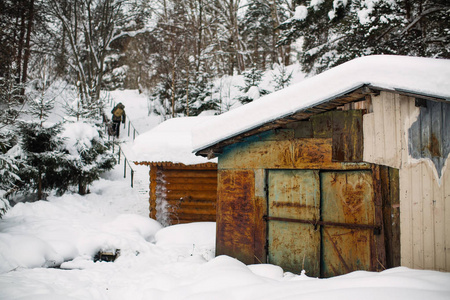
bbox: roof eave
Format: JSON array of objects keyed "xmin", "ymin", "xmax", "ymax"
[{"xmin": 194, "ymin": 85, "xmax": 449, "ymax": 158}]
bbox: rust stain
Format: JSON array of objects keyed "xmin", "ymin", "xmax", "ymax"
[
  {"xmin": 341, "ymin": 183, "xmax": 366, "ymax": 213},
  {"xmin": 217, "ymin": 170, "xmax": 256, "ymax": 264},
  {"xmin": 270, "ymin": 202, "xmax": 309, "ymax": 209},
  {"xmin": 428, "ymin": 133, "xmax": 442, "ymax": 157}
]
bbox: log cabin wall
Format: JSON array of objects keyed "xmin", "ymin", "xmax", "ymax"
[
  {"xmin": 147, "ymin": 162, "xmax": 217, "ymax": 226},
  {"xmin": 363, "ymin": 91, "xmax": 450, "ymax": 272}
]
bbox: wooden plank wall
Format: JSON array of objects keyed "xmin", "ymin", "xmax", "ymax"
[
  {"xmin": 149, "ymin": 164, "xmax": 217, "ymax": 226},
  {"xmin": 363, "ymin": 91, "xmax": 450, "ymax": 271}
]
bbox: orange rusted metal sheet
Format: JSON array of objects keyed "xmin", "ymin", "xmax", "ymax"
[
  {"xmin": 320, "ymin": 170, "xmax": 375, "ymax": 277},
  {"xmin": 267, "ymin": 170, "xmax": 321, "ymax": 276},
  {"xmin": 149, "ymin": 164, "xmax": 217, "ymax": 225},
  {"xmin": 216, "ymin": 169, "xmax": 256, "ymax": 264}
]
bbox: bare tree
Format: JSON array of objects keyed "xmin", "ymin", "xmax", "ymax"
[{"xmin": 48, "ymin": 0, "xmax": 124, "ymax": 105}]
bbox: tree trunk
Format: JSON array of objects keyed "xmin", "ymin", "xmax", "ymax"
[
  {"xmin": 37, "ymin": 170, "xmax": 43, "ymax": 200},
  {"xmin": 21, "ymin": 0, "xmax": 35, "ymax": 85},
  {"xmin": 78, "ymin": 179, "xmax": 87, "ymax": 195},
  {"xmin": 17, "ymin": 0, "xmax": 26, "ymax": 83},
  {"xmin": 171, "ymin": 67, "xmax": 176, "ymax": 118}
]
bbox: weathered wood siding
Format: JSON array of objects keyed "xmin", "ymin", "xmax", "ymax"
[
  {"xmin": 147, "ymin": 163, "xmax": 217, "ymax": 225},
  {"xmin": 363, "ymin": 91, "xmax": 450, "ymax": 271}
]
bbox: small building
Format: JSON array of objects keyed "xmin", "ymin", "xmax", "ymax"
[
  {"xmin": 132, "ymin": 117, "xmax": 217, "ymax": 226},
  {"xmin": 193, "ymin": 55, "xmax": 450, "ymax": 277}
]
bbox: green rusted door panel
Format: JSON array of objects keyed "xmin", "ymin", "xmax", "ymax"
[
  {"xmin": 320, "ymin": 170, "xmax": 375, "ymax": 277},
  {"xmin": 267, "ymin": 170, "xmax": 320, "ymax": 276}
]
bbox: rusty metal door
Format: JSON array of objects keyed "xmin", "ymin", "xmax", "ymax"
[
  {"xmin": 267, "ymin": 170, "xmax": 321, "ymax": 276},
  {"xmin": 266, "ymin": 169, "xmax": 376, "ymax": 277},
  {"xmin": 320, "ymin": 170, "xmax": 375, "ymax": 277}
]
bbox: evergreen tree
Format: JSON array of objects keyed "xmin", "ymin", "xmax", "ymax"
[
  {"xmin": 272, "ymin": 64, "xmax": 293, "ymax": 91},
  {"xmin": 279, "ymin": 0, "xmax": 450, "ymax": 74},
  {"xmin": 61, "ymin": 120, "xmax": 116, "ymax": 195},
  {"xmin": 182, "ymin": 71, "xmax": 220, "ymax": 116},
  {"xmin": 63, "ymin": 94, "xmax": 116, "ymax": 195},
  {"xmin": 241, "ymin": 0, "xmax": 276, "ymax": 69},
  {"xmin": 0, "ymin": 76, "xmax": 27, "ymax": 215},
  {"xmin": 236, "ymin": 67, "xmax": 270, "ymax": 104},
  {"xmin": 14, "ymin": 95, "xmax": 69, "ymax": 200}
]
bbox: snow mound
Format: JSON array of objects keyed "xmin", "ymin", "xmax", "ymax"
[
  {"xmin": 0, "ymin": 195, "xmax": 163, "ymax": 273},
  {"xmin": 155, "ymin": 222, "xmax": 215, "ymax": 247}
]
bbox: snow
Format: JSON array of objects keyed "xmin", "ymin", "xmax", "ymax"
[
  {"xmin": 293, "ymin": 6, "xmax": 308, "ymax": 21},
  {"xmin": 131, "ymin": 116, "xmax": 217, "ymax": 165},
  {"xmin": 1, "ymin": 174, "xmax": 450, "ymax": 300},
  {"xmin": 104, "ymin": 89, "xmax": 161, "ymax": 134},
  {"xmin": 1, "ymin": 61, "xmax": 450, "ymax": 299},
  {"xmin": 310, "ymin": 0, "xmax": 325, "ymax": 9},
  {"xmin": 62, "ymin": 121, "xmax": 100, "ymax": 157},
  {"xmin": 246, "ymin": 85, "xmax": 261, "ymax": 101},
  {"xmin": 1, "ymin": 150, "xmax": 449, "ymax": 300},
  {"xmin": 192, "ymin": 55, "xmax": 450, "ymax": 153}
]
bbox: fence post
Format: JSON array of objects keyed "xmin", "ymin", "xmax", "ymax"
[
  {"xmin": 118, "ymin": 147, "xmax": 121, "ymax": 164},
  {"xmin": 131, "ymin": 170, "xmax": 134, "ymax": 188},
  {"xmin": 128, "ymin": 121, "xmax": 131, "ymax": 136},
  {"xmin": 124, "ymin": 157, "xmax": 127, "ymax": 178}
]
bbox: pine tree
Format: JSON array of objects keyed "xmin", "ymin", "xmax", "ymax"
[
  {"xmin": 14, "ymin": 95, "xmax": 69, "ymax": 200},
  {"xmin": 236, "ymin": 67, "xmax": 270, "ymax": 104},
  {"xmin": 61, "ymin": 120, "xmax": 116, "ymax": 195},
  {"xmin": 278, "ymin": 0, "xmax": 450, "ymax": 74},
  {"xmin": 63, "ymin": 92, "xmax": 115, "ymax": 195},
  {"xmin": 241, "ymin": 0, "xmax": 276, "ymax": 69},
  {"xmin": 0, "ymin": 73, "xmax": 27, "ymax": 216},
  {"xmin": 272, "ymin": 64, "xmax": 293, "ymax": 91},
  {"xmin": 182, "ymin": 71, "xmax": 220, "ymax": 116}
]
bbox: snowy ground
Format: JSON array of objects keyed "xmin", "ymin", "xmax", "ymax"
[
  {"xmin": 1, "ymin": 79, "xmax": 450, "ymax": 299},
  {"xmin": 1, "ymin": 163, "xmax": 450, "ymax": 300}
]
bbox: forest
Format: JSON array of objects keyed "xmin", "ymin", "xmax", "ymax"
[{"xmin": 0, "ymin": 0, "xmax": 449, "ymax": 211}]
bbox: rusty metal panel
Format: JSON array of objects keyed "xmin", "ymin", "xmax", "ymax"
[
  {"xmin": 310, "ymin": 110, "xmax": 364, "ymax": 162},
  {"xmin": 267, "ymin": 170, "xmax": 321, "ymax": 276},
  {"xmin": 216, "ymin": 169, "xmax": 256, "ymax": 264},
  {"xmin": 409, "ymin": 99, "xmax": 450, "ymax": 178},
  {"xmin": 149, "ymin": 166, "xmax": 217, "ymax": 225},
  {"xmin": 331, "ymin": 110, "xmax": 363, "ymax": 162},
  {"xmin": 219, "ymin": 140, "xmax": 293, "ymax": 170},
  {"xmin": 292, "ymin": 138, "xmax": 332, "ymax": 166},
  {"xmin": 320, "ymin": 170, "xmax": 375, "ymax": 277}
]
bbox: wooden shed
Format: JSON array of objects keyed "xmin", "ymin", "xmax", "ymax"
[
  {"xmin": 132, "ymin": 117, "xmax": 218, "ymax": 226},
  {"xmin": 193, "ymin": 55, "xmax": 450, "ymax": 277}
]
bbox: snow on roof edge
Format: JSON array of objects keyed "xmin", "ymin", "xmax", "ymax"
[{"xmin": 192, "ymin": 83, "xmax": 368, "ymax": 153}]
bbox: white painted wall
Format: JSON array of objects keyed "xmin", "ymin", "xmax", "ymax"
[{"xmin": 364, "ymin": 91, "xmax": 449, "ymax": 271}]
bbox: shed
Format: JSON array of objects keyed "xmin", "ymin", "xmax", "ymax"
[
  {"xmin": 132, "ymin": 117, "xmax": 217, "ymax": 226},
  {"xmin": 193, "ymin": 55, "xmax": 450, "ymax": 277}
]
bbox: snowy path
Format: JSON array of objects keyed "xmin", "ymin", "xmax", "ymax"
[{"xmin": 103, "ymin": 90, "xmax": 162, "ymax": 214}]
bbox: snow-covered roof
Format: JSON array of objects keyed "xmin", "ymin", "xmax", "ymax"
[
  {"xmin": 193, "ymin": 55, "xmax": 450, "ymax": 154},
  {"xmin": 131, "ymin": 116, "xmax": 217, "ymax": 165}
]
